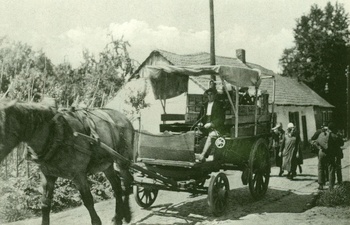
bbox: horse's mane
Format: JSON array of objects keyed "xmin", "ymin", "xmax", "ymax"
[
  {"xmin": 1, "ymin": 101, "xmax": 57, "ymax": 140},
  {"xmin": 10, "ymin": 101, "xmax": 56, "ymax": 122}
]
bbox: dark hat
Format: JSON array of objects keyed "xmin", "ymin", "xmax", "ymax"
[
  {"xmin": 272, "ymin": 122, "xmax": 282, "ymax": 130},
  {"xmin": 328, "ymin": 122, "xmax": 335, "ymax": 131},
  {"xmin": 204, "ymin": 88, "xmax": 217, "ymax": 95},
  {"xmin": 239, "ymin": 87, "xmax": 249, "ymax": 92}
]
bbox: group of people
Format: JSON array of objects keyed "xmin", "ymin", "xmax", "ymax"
[
  {"xmin": 271, "ymin": 120, "xmax": 344, "ymax": 190},
  {"xmin": 310, "ymin": 122, "xmax": 344, "ymax": 190},
  {"xmin": 271, "ymin": 122, "xmax": 303, "ymax": 179}
]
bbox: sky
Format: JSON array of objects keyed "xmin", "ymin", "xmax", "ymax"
[{"xmin": 0, "ymin": 0, "xmax": 349, "ymax": 73}]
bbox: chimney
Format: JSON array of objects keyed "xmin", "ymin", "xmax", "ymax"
[{"xmin": 236, "ymin": 49, "xmax": 246, "ymax": 64}]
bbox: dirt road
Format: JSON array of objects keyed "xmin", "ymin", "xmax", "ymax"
[{"xmin": 5, "ymin": 143, "xmax": 350, "ymax": 225}]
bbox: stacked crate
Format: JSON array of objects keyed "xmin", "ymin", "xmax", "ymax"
[
  {"xmin": 185, "ymin": 94, "xmax": 205, "ymax": 123},
  {"xmin": 184, "ymin": 92, "xmax": 271, "ymax": 137},
  {"xmin": 228, "ymin": 93, "xmax": 270, "ymax": 137}
]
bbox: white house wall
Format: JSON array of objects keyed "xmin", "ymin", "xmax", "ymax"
[
  {"xmin": 271, "ymin": 105, "xmax": 316, "ymax": 141},
  {"xmin": 140, "ymin": 93, "xmax": 186, "ymax": 133}
]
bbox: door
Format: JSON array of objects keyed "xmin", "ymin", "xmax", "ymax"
[
  {"xmin": 301, "ymin": 115, "xmax": 308, "ymax": 145},
  {"xmin": 288, "ymin": 111, "xmax": 300, "ymax": 131}
]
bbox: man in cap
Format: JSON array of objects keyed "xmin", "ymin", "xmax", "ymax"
[
  {"xmin": 196, "ymin": 87, "xmax": 226, "ymax": 162},
  {"xmin": 311, "ymin": 123, "xmax": 330, "ymax": 190}
]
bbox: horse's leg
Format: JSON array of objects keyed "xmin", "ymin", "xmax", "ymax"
[
  {"xmin": 119, "ymin": 126, "xmax": 134, "ymax": 223},
  {"xmin": 104, "ymin": 166, "xmax": 126, "ymax": 225},
  {"xmin": 119, "ymin": 165, "xmax": 133, "ymax": 223},
  {"xmin": 73, "ymin": 175, "xmax": 101, "ymax": 225},
  {"xmin": 40, "ymin": 173, "xmax": 57, "ymax": 225}
]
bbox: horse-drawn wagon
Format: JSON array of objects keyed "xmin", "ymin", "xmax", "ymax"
[
  {"xmin": 0, "ymin": 64, "xmax": 275, "ymax": 225},
  {"xmin": 131, "ymin": 65, "xmax": 276, "ymax": 216}
]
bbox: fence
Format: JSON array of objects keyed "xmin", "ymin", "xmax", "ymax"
[{"xmin": 0, "ymin": 143, "xmax": 32, "ymax": 179}]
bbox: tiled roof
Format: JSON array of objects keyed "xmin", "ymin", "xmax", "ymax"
[
  {"xmin": 186, "ymin": 73, "xmax": 333, "ymax": 107},
  {"xmin": 136, "ymin": 50, "xmax": 333, "ymax": 108},
  {"xmin": 260, "ymin": 75, "xmax": 333, "ymax": 108},
  {"xmin": 156, "ymin": 49, "xmax": 248, "ymax": 68}
]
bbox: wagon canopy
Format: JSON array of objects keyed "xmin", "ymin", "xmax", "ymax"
[{"xmin": 143, "ymin": 65, "xmax": 265, "ymax": 100}]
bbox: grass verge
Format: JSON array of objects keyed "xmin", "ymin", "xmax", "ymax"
[{"xmin": 315, "ymin": 181, "xmax": 350, "ymax": 207}]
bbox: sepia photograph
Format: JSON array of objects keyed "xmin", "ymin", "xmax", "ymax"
[{"xmin": 0, "ymin": 0, "xmax": 349, "ymax": 224}]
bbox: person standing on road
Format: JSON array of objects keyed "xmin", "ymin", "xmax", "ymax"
[
  {"xmin": 279, "ymin": 123, "xmax": 301, "ymax": 179},
  {"xmin": 310, "ymin": 124, "xmax": 329, "ymax": 185},
  {"xmin": 311, "ymin": 124, "xmax": 330, "ymax": 190},
  {"xmin": 327, "ymin": 123, "xmax": 344, "ymax": 190},
  {"xmin": 271, "ymin": 122, "xmax": 285, "ymax": 176},
  {"xmin": 311, "ymin": 122, "xmax": 343, "ymax": 190},
  {"xmin": 335, "ymin": 130, "xmax": 345, "ymax": 184}
]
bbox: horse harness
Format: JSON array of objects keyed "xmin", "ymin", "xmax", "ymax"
[{"xmin": 27, "ymin": 108, "xmax": 116, "ymax": 163}]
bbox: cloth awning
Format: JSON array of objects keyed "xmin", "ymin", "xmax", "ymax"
[{"xmin": 143, "ymin": 65, "xmax": 269, "ymax": 100}]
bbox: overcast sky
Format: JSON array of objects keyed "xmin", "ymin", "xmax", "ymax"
[{"xmin": 0, "ymin": 0, "xmax": 349, "ymax": 72}]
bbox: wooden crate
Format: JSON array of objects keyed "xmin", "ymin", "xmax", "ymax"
[{"xmin": 185, "ymin": 112, "xmax": 199, "ymax": 123}]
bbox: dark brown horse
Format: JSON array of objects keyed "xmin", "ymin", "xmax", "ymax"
[{"xmin": 0, "ymin": 99, "xmax": 134, "ymax": 225}]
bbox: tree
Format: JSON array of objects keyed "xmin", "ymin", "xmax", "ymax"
[
  {"xmin": 279, "ymin": 2, "xmax": 350, "ymax": 128},
  {"xmin": 78, "ymin": 37, "xmax": 137, "ymax": 107},
  {"xmin": 46, "ymin": 36, "xmax": 138, "ymax": 108},
  {"xmin": 0, "ymin": 38, "xmax": 54, "ymax": 101},
  {"xmin": 0, "ymin": 36, "xmax": 140, "ymax": 109}
]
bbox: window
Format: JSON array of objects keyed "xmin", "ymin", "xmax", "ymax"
[
  {"xmin": 328, "ymin": 111, "xmax": 332, "ymax": 121},
  {"xmin": 322, "ymin": 111, "xmax": 327, "ymax": 123}
]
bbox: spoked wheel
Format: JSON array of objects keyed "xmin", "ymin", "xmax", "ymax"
[
  {"xmin": 207, "ymin": 172, "xmax": 230, "ymax": 216},
  {"xmin": 134, "ymin": 185, "xmax": 159, "ymax": 209},
  {"xmin": 248, "ymin": 138, "xmax": 271, "ymax": 200}
]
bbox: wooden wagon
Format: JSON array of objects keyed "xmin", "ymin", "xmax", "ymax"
[{"xmin": 131, "ymin": 65, "xmax": 276, "ymax": 216}]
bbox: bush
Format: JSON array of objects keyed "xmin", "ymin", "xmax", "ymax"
[
  {"xmin": 51, "ymin": 178, "xmax": 82, "ymax": 212},
  {"xmin": 0, "ymin": 177, "xmax": 35, "ymax": 222},
  {"xmin": 0, "ymin": 171, "xmax": 113, "ymax": 222},
  {"xmin": 316, "ymin": 181, "xmax": 350, "ymax": 207},
  {"xmin": 0, "ymin": 192, "xmax": 34, "ymax": 222},
  {"xmin": 88, "ymin": 173, "xmax": 113, "ymax": 202}
]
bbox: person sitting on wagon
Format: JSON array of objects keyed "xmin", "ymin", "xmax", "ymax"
[
  {"xmin": 196, "ymin": 87, "xmax": 226, "ymax": 162},
  {"xmin": 239, "ymin": 87, "xmax": 253, "ymax": 105}
]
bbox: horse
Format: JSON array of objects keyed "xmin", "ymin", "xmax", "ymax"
[{"xmin": 0, "ymin": 99, "xmax": 135, "ymax": 225}]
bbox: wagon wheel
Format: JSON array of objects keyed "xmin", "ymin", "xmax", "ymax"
[
  {"xmin": 207, "ymin": 172, "xmax": 230, "ymax": 216},
  {"xmin": 248, "ymin": 138, "xmax": 270, "ymax": 200},
  {"xmin": 134, "ymin": 185, "xmax": 158, "ymax": 209}
]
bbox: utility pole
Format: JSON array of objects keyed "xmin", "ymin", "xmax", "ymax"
[
  {"xmin": 347, "ymin": 65, "xmax": 350, "ymax": 139},
  {"xmin": 209, "ymin": 0, "xmax": 216, "ymax": 82},
  {"xmin": 42, "ymin": 56, "xmax": 47, "ymax": 97}
]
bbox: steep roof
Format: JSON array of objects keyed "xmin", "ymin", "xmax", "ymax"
[
  {"xmin": 260, "ymin": 74, "xmax": 333, "ymax": 107},
  {"xmin": 156, "ymin": 49, "xmax": 248, "ymax": 68},
  {"xmin": 135, "ymin": 50, "xmax": 333, "ymax": 108}
]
